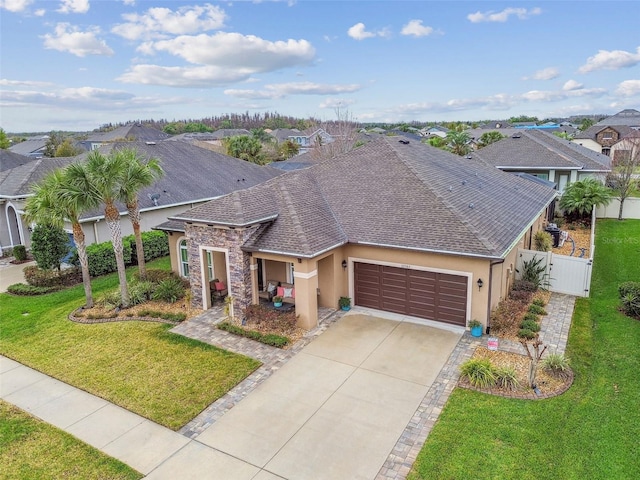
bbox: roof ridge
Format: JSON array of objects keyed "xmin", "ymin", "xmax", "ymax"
[{"xmin": 277, "ymin": 177, "xmax": 312, "ymax": 255}]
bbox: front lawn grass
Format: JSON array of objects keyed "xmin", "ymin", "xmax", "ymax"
[
  {"xmin": 409, "ymin": 219, "xmax": 640, "ymax": 479},
  {"xmin": 0, "ymin": 257, "xmax": 261, "ymax": 430},
  {"xmin": 0, "ymin": 400, "xmax": 142, "ymax": 480}
]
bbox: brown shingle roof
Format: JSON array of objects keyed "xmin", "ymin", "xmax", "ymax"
[{"xmin": 172, "ymin": 137, "xmax": 557, "ymax": 259}]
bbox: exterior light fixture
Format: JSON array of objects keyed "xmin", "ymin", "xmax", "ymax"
[
  {"xmin": 477, "ymin": 278, "xmax": 484, "ymax": 290},
  {"xmin": 342, "ymin": 260, "xmax": 347, "ymax": 270}
]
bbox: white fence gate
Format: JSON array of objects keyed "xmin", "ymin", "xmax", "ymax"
[{"xmin": 516, "ymin": 249, "xmax": 593, "ymax": 297}]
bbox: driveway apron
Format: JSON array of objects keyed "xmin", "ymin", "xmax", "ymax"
[{"xmin": 149, "ymin": 313, "xmax": 461, "ymax": 479}]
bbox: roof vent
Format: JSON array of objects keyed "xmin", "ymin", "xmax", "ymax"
[
  {"xmin": 399, "ymin": 139, "xmax": 410, "ymax": 144},
  {"xmin": 448, "ymin": 186, "xmax": 453, "ymax": 192},
  {"xmin": 145, "ymin": 141, "xmax": 156, "ymax": 145},
  {"xmin": 469, "ymin": 203, "xmax": 474, "ymax": 209},
  {"xmin": 462, "ymin": 180, "xmax": 466, "ymax": 185},
  {"xmin": 148, "ymin": 193, "xmax": 160, "ymax": 206},
  {"xmin": 511, "ymin": 133, "xmax": 521, "ymax": 139}
]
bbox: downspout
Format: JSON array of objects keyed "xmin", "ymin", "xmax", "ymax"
[{"xmin": 486, "ymin": 258, "xmax": 505, "ymax": 335}]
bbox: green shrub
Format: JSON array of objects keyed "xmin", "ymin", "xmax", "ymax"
[
  {"xmin": 83, "ymin": 240, "xmax": 132, "ymax": 277},
  {"xmin": 518, "ymin": 329, "xmax": 537, "ymax": 339},
  {"xmin": 99, "ymin": 289, "xmax": 122, "ymax": 309},
  {"xmin": 30, "ymin": 224, "xmax": 69, "ymax": 270},
  {"xmin": 128, "ymin": 282, "xmax": 152, "ymax": 306},
  {"xmin": 153, "ymin": 277, "xmax": 185, "ymax": 303},
  {"xmin": 23, "ymin": 265, "xmax": 83, "ymax": 288},
  {"xmin": 136, "ymin": 268, "xmax": 176, "ymax": 284},
  {"xmin": 494, "ymin": 366, "xmax": 520, "ymax": 390},
  {"xmin": 523, "ymin": 312, "xmax": 540, "ymax": 323},
  {"xmin": 217, "ymin": 322, "xmax": 290, "ymax": 348},
  {"xmin": 459, "ymin": 359, "xmax": 496, "ymax": 388},
  {"xmin": 7, "ymin": 283, "xmax": 58, "ymax": 296},
  {"xmin": 124, "ymin": 231, "xmax": 169, "ymax": 264},
  {"xmin": 13, "ymin": 245, "xmax": 27, "ymax": 261},
  {"xmin": 542, "ymin": 353, "xmax": 571, "ymax": 379},
  {"xmin": 516, "ymin": 256, "xmax": 549, "ymax": 290},
  {"xmin": 533, "ymin": 231, "xmax": 553, "ymax": 252},
  {"xmin": 520, "ymin": 319, "xmax": 541, "ymax": 332},
  {"xmin": 532, "ymin": 298, "xmax": 547, "ymax": 307},
  {"xmin": 490, "ymin": 298, "xmax": 528, "ymax": 333},
  {"xmin": 528, "ymin": 304, "xmax": 547, "ymax": 315},
  {"xmin": 621, "ymin": 293, "xmax": 640, "ymax": 318}
]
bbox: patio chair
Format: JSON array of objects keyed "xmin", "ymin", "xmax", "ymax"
[{"xmin": 210, "ymin": 280, "xmax": 228, "ymax": 303}]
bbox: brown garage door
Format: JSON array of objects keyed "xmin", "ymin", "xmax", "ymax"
[{"xmin": 354, "ymin": 262, "xmax": 468, "ymax": 326}]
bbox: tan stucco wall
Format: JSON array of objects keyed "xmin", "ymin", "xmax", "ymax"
[{"xmin": 572, "ymin": 138, "xmax": 601, "ymax": 153}]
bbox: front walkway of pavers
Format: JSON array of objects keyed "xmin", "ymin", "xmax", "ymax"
[{"xmin": 1, "ymin": 293, "xmax": 575, "ymax": 479}]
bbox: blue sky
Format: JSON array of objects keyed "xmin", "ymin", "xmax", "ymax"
[{"xmin": 1, "ymin": 0, "xmax": 639, "ymax": 132}]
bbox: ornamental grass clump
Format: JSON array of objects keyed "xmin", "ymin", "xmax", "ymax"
[
  {"xmin": 459, "ymin": 358, "xmax": 496, "ymax": 388},
  {"xmin": 542, "ymin": 352, "xmax": 571, "ymax": 379},
  {"xmin": 494, "ymin": 366, "xmax": 520, "ymax": 390}
]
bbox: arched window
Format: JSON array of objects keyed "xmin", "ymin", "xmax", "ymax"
[{"xmin": 179, "ymin": 239, "xmax": 189, "ymax": 277}]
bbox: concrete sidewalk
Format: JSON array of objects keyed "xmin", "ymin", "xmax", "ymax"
[{"xmin": 0, "ymin": 260, "xmax": 35, "ymax": 292}]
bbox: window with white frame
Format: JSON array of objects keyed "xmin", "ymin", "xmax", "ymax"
[
  {"xmin": 206, "ymin": 251, "xmax": 214, "ymax": 280},
  {"xmin": 179, "ymin": 240, "xmax": 189, "ymax": 277},
  {"xmin": 288, "ymin": 262, "xmax": 295, "ymax": 283}
]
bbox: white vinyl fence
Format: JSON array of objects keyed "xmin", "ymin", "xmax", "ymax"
[
  {"xmin": 596, "ymin": 197, "xmax": 640, "ymax": 220},
  {"xmin": 516, "ymin": 249, "xmax": 593, "ymax": 297}
]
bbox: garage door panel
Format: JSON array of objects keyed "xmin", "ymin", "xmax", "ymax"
[{"xmin": 354, "ymin": 262, "xmax": 468, "ymax": 326}]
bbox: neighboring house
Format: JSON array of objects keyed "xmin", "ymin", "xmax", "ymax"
[
  {"xmin": 161, "ymin": 137, "xmax": 557, "ymax": 332},
  {"xmin": 78, "ymin": 124, "xmax": 171, "ymax": 151},
  {"xmin": 0, "ymin": 150, "xmax": 36, "ymax": 171},
  {"xmin": 8, "ymin": 137, "xmax": 49, "ymax": 158},
  {"xmin": 270, "ymin": 128, "xmax": 334, "ymax": 154},
  {"xmin": 610, "ymin": 130, "xmax": 640, "ymax": 164},
  {"xmin": 0, "ymin": 141, "xmax": 281, "ymax": 254},
  {"xmin": 573, "ymin": 108, "xmax": 640, "ymax": 155},
  {"xmin": 419, "ymin": 126, "xmax": 449, "ymax": 138},
  {"xmin": 166, "ymin": 129, "xmax": 252, "ymax": 149},
  {"xmin": 471, "ymin": 130, "xmax": 611, "ymax": 191},
  {"xmin": 0, "ymin": 156, "xmax": 77, "ymax": 252}
]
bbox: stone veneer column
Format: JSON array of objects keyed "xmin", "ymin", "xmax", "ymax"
[{"xmin": 184, "ymin": 224, "xmax": 258, "ymax": 320}]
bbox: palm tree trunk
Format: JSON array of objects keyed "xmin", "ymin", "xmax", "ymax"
[
  {"xmin": 105, "ymin": 202, "xmax": 129, "ymax": 307},
  {"xmin": 127, "ymin": 201, "xmax": 146, "ymax": 280},
  {"xmin": 73, "ymin": 222, "xmax": 93, "ymax": 308},
  {"xmin": 618, "ymin": 196, "xmax": 625, "ymax": 221}
]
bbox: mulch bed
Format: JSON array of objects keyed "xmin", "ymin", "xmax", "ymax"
[
  {"xmin": 68, "ymin": 300, "xmax": 203, "ymax": 325},
  {"xmin": 553, "ymin": 224, "xmax": 592, "ymax": 257},
  {"xmin": 458, "ymin": 347, "xmax": 573, "ymax": 400}
]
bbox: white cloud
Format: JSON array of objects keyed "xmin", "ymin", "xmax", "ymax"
[
  {"xmin": 0, "ymin": 79, "xmax": 54, "ymax": 87},
  {"xmin": 42, "ymin": 23, "xmax": 114, "ymax": 57},
  {"xmin": 118, "ymin": 64, "xmax": 253, "ymax": 87},
  {"xmin": 112, "ymin": 4, "xmax": 226, "ymax": 40},
  {"xmin": 122, "ymin": 0, "xmax": 135, "ymax": 5},
  {"xmin": 615, "ymin": 79, "xmax": 640, "ymax": 97},
  {"xmin": 34, "ymin": 8, "xmax": 44, "ymax": 15},
  {"xmin": 467, "ymin": 7, "xmax": 541, "ymax": 23},
  {"xmin": 401, "ymin": 19, "xmax": 434, "ymax": 37},
  {"xmin": 347, "ymin": 22, "xmax": 389, "ymax": 40},
  {"xmin": 224, "ymin": 82, "xmax": 362, "ymax": 99},
  {"xmin": 0, "ymin": 0, "xmax": 33, "ymax": 12},
  {"xmin": 319, "ymin": 97, "xmax": 355, "ymax": 109},
  {"xmin": 578, "ymin": 47, "xmax": 640, "ymax": 73},
  {"xmin": 523, "ymin": 67, "xmax": 559, "ymax": 81},
  {"xmin": 57, "ymin": 0, "xmax": 89, "ymax": 14},
  {"xmin": 563, "ymin": 80, "xmax": 583, "ymax": 91},
  {"xmin": 143, "ymin": 33, "xmax": 314, "ymax": 67}
]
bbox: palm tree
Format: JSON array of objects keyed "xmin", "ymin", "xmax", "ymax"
[
  {"xmin": 24, "ymin": 166, "xmax": 97, "ymax": 307},
  {"xmin": 115, "ymin": 148, "xmax": 164, "ymax": 280},
  {"xmin": 559, "ymin": 178, "xmax": 613, "ymax": 223},
  {"xmin": 83, "ymin": 150, "xmax": 131, "ymax": 306},
  {"xmin": 446, "ymin": 131, "xmax": 472, "ymax": 156}
]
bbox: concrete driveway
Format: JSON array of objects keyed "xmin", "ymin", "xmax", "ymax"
[
  {"xmin": 0, "ymin": 260, "xmax": 35, "ymax": 292},
  {"xmin": 147, "ymin": 313, "xmax": 462, "ymax": 480}
]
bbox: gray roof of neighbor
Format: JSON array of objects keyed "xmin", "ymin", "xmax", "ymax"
[
  {"xmin": 8, "ymin": 138, "xmax": 47, "ymax": 156},
  {"xmin": 85, "ymin": 124, "xmax": 171, "ymax": 143},
  {"xmin": 471, "ymin": 130, "xmax": 611, "ymax": 171},
  {"xmin": 0, "ymin": 156, "xmax": 79, "ymax": 197},
  {"xmin": 172, "ymin": 137, "xmax": 557, "ymax": 259},
  {"xmin": 595, "ymin": 108, "xmax": 640, "ymax": 126},
  {"xmin": 0, "ymin": 150, "xmax": 36, "ymax": 172}
]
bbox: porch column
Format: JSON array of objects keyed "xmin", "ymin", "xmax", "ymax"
[
  {"xmin": 548, "ymin": 169, "xmax": 556, "ymax": 183},
  {"xmin": 293, "ymin": 266, "xmax": 318, "ymax": 330},
  {"xmin": 250, "ymin": 256, "xmax": 259, "ymax": 304},
  {"xmin": 569, "ymin": 170, "xmax": 578, "ymax": 184}
]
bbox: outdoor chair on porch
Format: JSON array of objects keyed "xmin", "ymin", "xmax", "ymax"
[{"xmin": 210, "ymin": 280, "xmax": 228, "ymax": 303}]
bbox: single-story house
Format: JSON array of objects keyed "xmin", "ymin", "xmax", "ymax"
[
  {"xmin": 7, "ymin": 137, "xmax": 49, "ymax": 158},
  {"xmin": 471, "ymin": 129, "xmax": 610, "ymax": 191},
  {"xmin": 78, "ymin": 124, "xmax": 171, "ymax": 152},
  {"xmin": 162, "ymin": 137, "xmax": 557, "ymax": 332},
  {"xmin": 269, "ymin": 128, "xmax": 334, "ymax": 154},
  {"xmin": 0, "ymin": 140, "xmax": 281, "ymax": 252}
]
